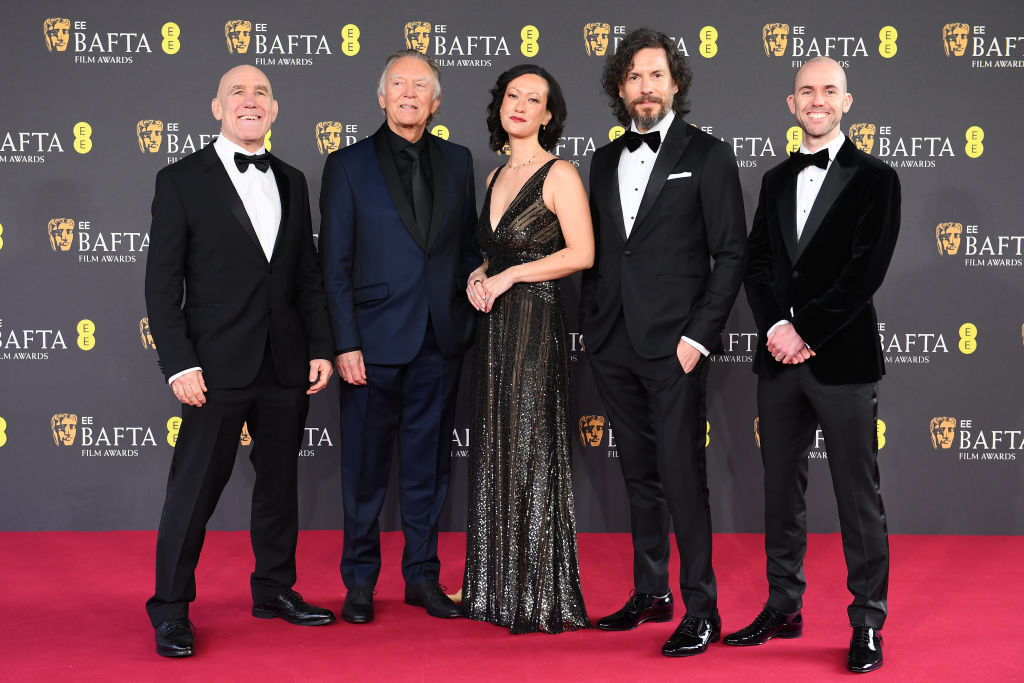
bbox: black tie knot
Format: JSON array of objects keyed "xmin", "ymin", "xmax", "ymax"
[
  {"xmin": 234, "ymin": 151, "xmax": 271, "ymax": 173},
  {"xmin": 623, "ymin": 130, "xmax": 662, "ymax": 153},
  {"xmin": 789, "ymin": 148, "xmax": 830, "ymax": 172}
]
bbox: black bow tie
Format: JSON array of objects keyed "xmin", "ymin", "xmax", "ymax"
[
  {"xmin": 234, "ymin": 151, "xmax": 271, "ymax": 173},
  {"xmin": 623, "ymin": 130, "xmax": 662, "ymax": 153},
  {"xmin": 789, "ymin": 148, "xmax": 830, "ymax": 172}
]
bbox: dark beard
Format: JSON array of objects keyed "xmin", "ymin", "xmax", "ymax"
[{"xmin": 629, "ymin": 95, "xmax": 667, "ymax": 131}]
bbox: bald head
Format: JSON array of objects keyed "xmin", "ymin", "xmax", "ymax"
[
  {"xmin": 793, "ymin": 57, "xmax": 847, "ymax": 95},
  {"xmin": 212, "ymin": 65, "xmax": 278, "ymax": 152}
]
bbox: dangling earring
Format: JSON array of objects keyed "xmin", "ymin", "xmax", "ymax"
[{"xmin": 539, "ymin": 123, "xmax": 546, "ymax": 136}]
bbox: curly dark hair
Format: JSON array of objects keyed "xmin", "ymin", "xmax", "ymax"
[
  {"xmin": 486, "ymin": 64, "xmax": 566, "ymax": 152},
  {"xmin": 600, "ymin": 28, "xmax": 693, "ymax": 127}
]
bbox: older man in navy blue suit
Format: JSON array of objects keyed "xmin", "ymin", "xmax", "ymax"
[{"xmin": 319, "ymin": 50, "xmax": 478, "ymax": 624}]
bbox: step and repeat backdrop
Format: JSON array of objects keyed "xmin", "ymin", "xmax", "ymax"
[{"xmin": 1, "ymin": 1, "xmax": 1021, "ymax": 534}]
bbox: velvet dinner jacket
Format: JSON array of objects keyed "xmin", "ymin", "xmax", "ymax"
[
  {"xmin": 144, "ymin": 144, "xmax": 333, "ymax": 389},
  {"xmin": 745, "ymin": 138, "xmax": 901, "ymax": 385}
]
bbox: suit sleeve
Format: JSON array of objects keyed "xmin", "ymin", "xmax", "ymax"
[
  {"xmin": 681, "ymin": 140, "xmax": 748, "ymax": 348},
  {"xmin": 579, "ymin": 152, "xmax": 601, "ymax": 313},
  {"xmin": 459, "ymin": 148, "xmax": 481, "ymax": 280},
  {"xmin": 294, "ymin": 172, "xmax": 334, "ymax": 361},
  {"xmin": 144, "ymin": 168, "xmax": 199, "ymax": 380},
  {"xmin": 792, "ymin": 167, "xmax": 901, "ymax": 349},
  {"xmin": 744, "ymin": 174, "xmax": 790, "ymax": 334},
  {"xmin": 318, "ymin": 153, "xmax": 361, "ymax": 354}
]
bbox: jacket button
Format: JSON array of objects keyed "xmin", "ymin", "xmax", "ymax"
[
  {"xmin": 792, "ymin": 270, "xmax": 801, "ymax": 278},
  {"xmin": 623, "ymin": 249, "xmax": 632, "ymax": 256}
]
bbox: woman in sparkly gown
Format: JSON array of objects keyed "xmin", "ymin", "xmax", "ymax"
[{"xmin": 461, "ymin": 64, "xmax": 594, "ymax": 634}]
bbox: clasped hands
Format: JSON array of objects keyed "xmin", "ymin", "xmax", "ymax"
[
  {"xmin": 466, "ymin": 266, "xmax": 513, "ymax": 314},
  {"xmin": 766, "ymin": 322, "xmax": 815, "ymax": 365}
]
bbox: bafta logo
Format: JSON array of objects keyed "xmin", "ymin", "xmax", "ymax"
[
  {"xmin": 44, "ymin": 17, "xmax": 71, "ymax": 52},
  {"xmin": 583, "ymin": 22, "xmax": 610, "ymax": 56},
  {"xmin": 929, "ymin": 416, "xmax": 956, "ymax": 449},
  {"xmin": 936, "ymin": 222, "xmax": 963, "ymax": 255},
  {"xmin": 315, "ymin": 121, "xmax": 343, "ymax": 155},
  {"xmin": 849, "ymin": 123, "xmax": 876, "ymax": 154},
  {"xmin": 51, "ymin": 413, "xmax": 78, "ymax": 446},
  {"xmin": 47, "ymin": 218, "xmax": 75, "ymax": 252},
  {"xmin": 137, "ymin": 120, "xmax": 164, "ymax": 154},
  {"xmin": 225, "ymin": 19, "xmax": 252, "ymax": 54},
  {"xmin": 753, "ymin": 417, "xmax": 761, "ymax": 449},
  {"xmin": 762, "ymin": 23, "xmax": 790, "ymax": 56},
  {"xmin": 404, "ymin": 21, "xmax": 431, "ymax": 53},
  {"xmin": 578, "ymin": 415, "xmax": 606, "ymax": 447},
  {"xmin": 139, "ymin": 317, "xmax": 156, "ymax": 350},
  {"xmin": 240, "ymin": 422, "xmax": 252, "ymax": 446},
  {"xmin": 942, "ymin": 22, "xmax": 969, "ymax": 57}
]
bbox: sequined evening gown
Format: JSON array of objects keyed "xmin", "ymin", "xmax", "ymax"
[{"xmin": 461, "ymin": 159, "xmax": 591, "ymax": 634}]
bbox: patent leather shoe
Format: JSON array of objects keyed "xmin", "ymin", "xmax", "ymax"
[
  {"xmin": 405, "ymin": 580, "xmax": 462, "ymax": 618},
  {"xmin": 662, "ymin": 612, "xmax": 721, "ymax": 657},
  {"xmin": 596, "ymin": 591, "xmax": 674, "ymax": 631},
  {"xmin": 847, "ymin": 626, "xmax": 883, "ymax": 673},
  {"xmin": 252, "ymin": 589, "xmax": 336, "ymax": 626},
  {"xmin": 341, "ymin": 586, "xmax": 375, "ymax": 624},
  {"xmin": 723, "ymin": 604, "xmax": 802, "ymax": 646},
  {"xmin": 155, "ymin": 617, "xmax": 195, "ymax": 658}
]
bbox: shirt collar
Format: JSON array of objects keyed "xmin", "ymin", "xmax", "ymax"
[
  {"xmin": 629, "ymin": 109, "xmax": 676, "ymax": 137},
  {"xmin": 214, "ymin": 134, "xmax": 267, "ymax": 173},
  {"xmin": 384, "ymin": 123, "xmax": 427, "ymax": 157},
  {"xmin": 799, "ymin": 131, "xmax": 845, "ymax": 162}
]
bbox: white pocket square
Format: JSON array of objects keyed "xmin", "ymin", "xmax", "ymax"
[{"xmin": 667, "ymin": 171, "xmax": 692, "ymax": 180}]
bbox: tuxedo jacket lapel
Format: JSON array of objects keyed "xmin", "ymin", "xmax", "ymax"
[
  {"xmin": 372, "ymin": 126, "xmax": 426, "ymax": 251},
  {"xmin": 599, "ymin": 138, "xmax": 628, "ymax": 243},
  {"xmin": 630, "ymin": 117, "xmax": 692, "ymax": 241},
  {"xmin": 777, "ymin": 165, "xmax": 798, "ymax": 263},
  {"xmin": 202, "ymin": 144, "xmax": 264, "ymax": 255},
  {"xmin": 425, "ymin": 133, "xmax": 447, "ymax": 252},
  {"xmin": 267, "ymin": 154, "xmax": 291, "ymax": 261},
  {"xmin": 795, "ymin": 140, "xmax": 857, "ymax": 262}
]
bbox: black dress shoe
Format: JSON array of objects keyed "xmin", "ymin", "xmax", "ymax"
[
  {"xmin": 341, "ymin": 586, "xmax": 375, "ymax": 624},
  {"xmin": 662, "ymin": 612, "xmax": 721, "ymax": 657},
  {"xmin": 596, "ymin": 591, "xmax": 674, "ymax": 631},
  {"xmin": 252, "ymin": 589, "xmax": 336, "ymax": 626},
  {"xmin": 404, "ymin": 580, "xmax": 461, "ymax": 618},
  {"xmin": 723, "ymin": 605, "xmax": 803, "ymax": 646},
  {"xmin": 155, "ymin": 617, "xmax": 195, "ymax": 658},
  {"xmin": 847, "ymin": 626, "xmax": 883, "ymax": 673}
]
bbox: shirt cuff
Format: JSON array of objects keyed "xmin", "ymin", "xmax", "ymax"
[
  {"xmin": 168, "ymin": 367, "xmax": 201, "ymax": 386},
  {"xmin": 680, "ymin": 335, "xmax": 709, "ymax": 357},
  {"xmin": 767, "ymin": 320, "xmax": 791, "ymax": 338}
]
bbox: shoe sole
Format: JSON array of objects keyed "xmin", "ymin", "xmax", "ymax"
[
  {"xmin": 341, "ymin": 612, "xmax": 373, "ymax": 624},
  {"xmin": 662, "ymin": 634, "xmax": 720, "ymax": 657},
  {"xmin": 724, "ymin": 630, "xmax": 803, "ymax": 646},
  {"xmin": 596, "ymin": 613, "xmax": 674, "ymax": 631},
  {"xmin": 156, "ymin": 646, "xmax": 193, "ymax": 658},
  {"xmin": 252, "ymin": 608, "xmax": 336, "ymax": 626},
  {"xmin": 848, "ymin": 659, "xmax": 883, "ymax": 674}
]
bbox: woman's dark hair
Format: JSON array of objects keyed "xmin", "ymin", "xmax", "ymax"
[
  {"xmin": 486, "ymin": 64, "xmax": 566, "ymax": 152},
  {"xmin": 600, "ymin": 28, "xmax": 693, "ymax": 126}
]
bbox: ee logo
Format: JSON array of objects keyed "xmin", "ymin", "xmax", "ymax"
[
  {"xmin": 705, "ymin": 420, "xmax": 711, "ymax": 447},
  {"xmin": 786, "ymin": 126, "xmax": 802, "ymax": 154},
  {"xmin": 699, "ymin": 26, "xmax": 718, "ymax": 58},
  {"xmin": 167, "ymin": 417, "xmax": 182, "ymax": 447},
  {"xmin": 965, "ymin": 126, "xmax": 984, "ymax": 158},
  {"xmin": 0, "ymin": 416, "xmax": 7, "ymax": 448},
  {"xmin": 73, "ymin": 122, "xmax": 92, "ymax": 154},
  {"xmin": 161, "ymin": 22, "xmax": 180, "ymax": 54},
  {"xmin": 609, "ymin": 126, "xmax": 625, "ymax": 141},
  {"xmin": 878, "ymin": 26, "xmax": 897, "ymax": 58},
  {"xmin": 958, "ymin": 322, "xmax": 978, "ymax": 354},
  {"xmin": 264, "ymin": 129, "xmax": 272, "ymax": 152},
  {"xmin": 431, "ymin": 125, "xmax": 450, "ymax": 140},
  {"xmin": 521, "ymin": 25, "xmax": 539, "ymax": 57},
  {"xmin": 876, "ymin": 419, "xmax": 886, "ymax": 450},
  {"xmin": 341, "ymin": 24, "xmax": 360, "ymax": 56},
  {"xmin": 77, "ymin": 319, "xmax": 96, "ymax": 351}
]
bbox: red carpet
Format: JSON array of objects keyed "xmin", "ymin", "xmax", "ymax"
[{"xmin": 1, "ymin": 531, "xmax": 1020, "ymax": 681}]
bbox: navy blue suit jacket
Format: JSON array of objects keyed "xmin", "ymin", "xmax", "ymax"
[{"xmin": 319, "ymin": 124, "xmax": 478, "ymax": 364}]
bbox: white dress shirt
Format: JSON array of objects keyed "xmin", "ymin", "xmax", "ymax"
[
  {"xmin": 769, "ymin": 131, "xmax": 847, "ymax": 339},
  {"xmin": 167, "ymin": 136, "xmax": 282, "ymax": 386}
]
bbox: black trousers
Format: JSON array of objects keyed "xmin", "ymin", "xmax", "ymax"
[
  {"xmin": 757, "ymin": 363, "xmax": 889, "ymax": 628},
  {"xmin": 588, "ymin": 319, "xmax": 717, "ymax": 617},
  {"xmin": 146, "ymin": 344, "xmax": 309, "ymax": 626}
]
